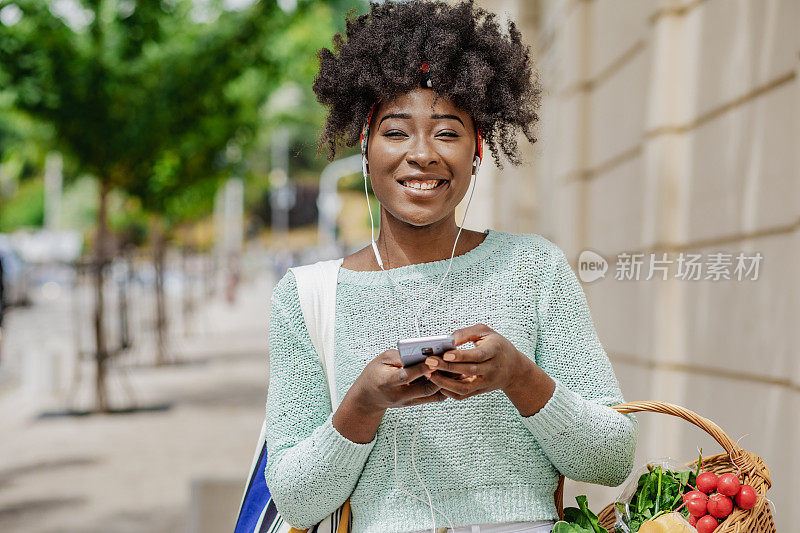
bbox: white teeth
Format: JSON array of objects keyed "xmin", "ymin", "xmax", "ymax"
[{"xmin": 402, "ymin": 179, "xmax": 442, "ymax": 190}]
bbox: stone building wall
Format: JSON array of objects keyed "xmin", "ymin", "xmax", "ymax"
[{"xmin": 471, "ymin": 0, "xmax": 798, "ymax": 528}]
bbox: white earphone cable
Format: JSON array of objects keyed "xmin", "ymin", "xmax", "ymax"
[
  {"xmin": 365, "ymin": 155, "xmax": 480, "ymax": 533},
  {"xmin": 365, "ymin": 159, "xmax": 480, "ymax": 337}
]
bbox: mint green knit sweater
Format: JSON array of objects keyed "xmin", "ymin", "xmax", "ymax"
[{"xmin": 265, "ymin": 229, "xmax": 638, "ymax": 533}]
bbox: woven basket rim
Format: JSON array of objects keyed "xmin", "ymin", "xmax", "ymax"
[
  {"xmin": 609, "ymin": 401, "xmax": 771, "ymax": 486},
  {"xmin": 589, "ymin": 401, "xmax": 776, "ymax": 533}
]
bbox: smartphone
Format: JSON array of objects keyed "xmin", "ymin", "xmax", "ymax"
[{"xmin": 397, "ymin": 334, "xmax": 456, "ymax": 367}]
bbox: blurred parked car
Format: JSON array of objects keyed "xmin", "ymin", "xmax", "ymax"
[{"xmin": 0, "ymin": 234, "xmax": 31, "ymax": 307}]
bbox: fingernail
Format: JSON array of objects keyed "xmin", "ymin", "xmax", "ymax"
[
  {"xmin": 426, "ymin": 358, "xmax": 438, "ymax": 367},
  {"xmin": 444, "ymin": 353, "xmax": 455, "ymax": 361}
]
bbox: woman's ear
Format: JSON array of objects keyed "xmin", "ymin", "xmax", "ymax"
[{"xmin": 473, "ymin": 155, "xmax": 481, "ymax": 176}]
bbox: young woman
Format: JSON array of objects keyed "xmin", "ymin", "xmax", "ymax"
[{"xmin": 264, "ymin": 2, "xmax": 638, "ymax": 532}]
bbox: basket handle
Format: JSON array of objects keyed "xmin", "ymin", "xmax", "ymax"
[
  {"xmin": 611, "ymin": 401, "xmax": 738, "ymax": 452},
  {"xmin": 611, "ymin": 400, "xmax": 772, "ymax": 478}
]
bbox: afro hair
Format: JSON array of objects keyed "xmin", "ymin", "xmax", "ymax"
[{"xmin": 312, "ymin": 0, "xmax": 542, "ymax": 169}]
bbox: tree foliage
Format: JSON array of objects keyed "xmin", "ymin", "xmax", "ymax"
[{"xmin": 0, "ymin": 0, "xmax": 359, "ymax": 225}]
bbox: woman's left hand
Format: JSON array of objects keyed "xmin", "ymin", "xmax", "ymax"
[{"xmin": 424, "ymin": 323, "xmax": 534, "ymax": 401}]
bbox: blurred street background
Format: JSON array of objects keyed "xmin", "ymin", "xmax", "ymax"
[{"xmin": 0, "ymin": 0, "xmax": 797, "ymax": 532}]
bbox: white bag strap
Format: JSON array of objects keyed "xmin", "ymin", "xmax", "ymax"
[
  {"xmin": 289, "ymin": 257, "xmax": 343, "ymax": 408},
  {"xmin": 237, "ymin": 258, "xmax": 343, "ymax": 517}
]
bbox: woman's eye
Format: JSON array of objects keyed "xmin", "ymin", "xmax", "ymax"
[{"xmin": 382, "ymin": 131, "xmax": 459, "ymax": 138}]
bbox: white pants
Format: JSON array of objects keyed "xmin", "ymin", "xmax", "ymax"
[{"xmin": 405, "ymin": 520, "xmax": 556, "ymax": 533}]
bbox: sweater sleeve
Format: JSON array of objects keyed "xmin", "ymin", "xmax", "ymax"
[
  {"xmin": 519, "ymin": 245, "xmax": 638, "ymax": 487},
  {"xmin": 264, "ymin": 272, "xmax": 376, "ymax": 529}
]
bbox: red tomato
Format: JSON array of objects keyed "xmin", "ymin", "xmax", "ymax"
[
  {"xmin": 696, "ymin": 514, "xmax": 719, "ymax": 533},
  {"xmin": 685, "ymin": 490, "xmax": 707, "ymax": 500},
  {"xmin": 696, "ymin": 472, "xmax": 719, "ymax": 493},
  {"xmin": 707, "ymin": 493, "xmax": 734, "ymax": 518},
  {"xmin": 683, "ymin": 490, "xmax": 708, "ymax": 502},
  {"xmin": 735, "ymin": 484, "xmax": 758, "ymax": 510},
  {"xmin": 717, "ymin": 472, "xmax": 741, "ymax": 496},
  {"xmin": 687, "ymin": 497, "xmax": 708, "ymax": 517}
]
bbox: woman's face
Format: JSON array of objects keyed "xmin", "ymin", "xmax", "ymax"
[{"xmin": 366, "ymin": 87, "xmax": 477, "ymax": 229}]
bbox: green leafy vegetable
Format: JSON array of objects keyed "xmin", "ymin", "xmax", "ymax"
[
  {"xmin": 695, "ymin": 448, "xmax": 703, "ymax": 479},
  {"xmin": 623, "ymin": 464, "xmax": 698, "ymax": 532},
  {"xmin": 554, "ymin": 495, "xmax": 608, "ymax": 533},
  {"xmin": 553, "ymin": 522, "xmax": 593, "ymax": 533}
]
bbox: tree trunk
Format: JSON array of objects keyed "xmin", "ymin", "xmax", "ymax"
[
  {"xmin": 153, "ymin": 217, "xmax": 168, "ymax": 365},
  {"xmin": 204, "ymin": 254, "xmax": 215, "ymax": 299},
  {"xmin": 118, "ymin": 249, "xmax": 131, "ymax": 351},
  {"xmin": 181, "ymin": 247, "xmax": 192, "ymax": 337},
  {"xmin": 94, "ymin": 181, "xmax": 110, "ymax": 412}
]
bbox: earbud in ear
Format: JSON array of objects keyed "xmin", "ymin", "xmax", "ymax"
[{"xmin": 472, "ymin": 155, "xmax": 481, "ymax": 175}]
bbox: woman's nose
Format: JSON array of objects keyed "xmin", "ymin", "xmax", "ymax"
[{"xmin": 405, "ymin": 135, "xmax": 439, "ymax": 168}]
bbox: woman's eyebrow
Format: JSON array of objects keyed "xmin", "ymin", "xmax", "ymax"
[
  {"xmin": 378, "ymin": 113, "xmax": 465, "ymax": 127},
  {"xmin": 430, "ymin": 113, "xmax": 464, "ymax": 126},
  {"xmin": 378, "ymin": 113, "xmax": 411, "ymax": 126}
]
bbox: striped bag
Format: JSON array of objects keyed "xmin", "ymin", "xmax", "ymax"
[{"xmin": 234, "ymin": 259, "xmax": 350, "ymax": 533}]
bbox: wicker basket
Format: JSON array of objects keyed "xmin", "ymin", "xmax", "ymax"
[{"xmin": 587, "ymin": 401, "xmax": 777, "ymax": 533}]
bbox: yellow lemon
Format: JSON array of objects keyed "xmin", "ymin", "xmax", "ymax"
[
  {"xmin": 638, "ymin": 521, "xmax": 669, "ymax": 533},
  {"xmin": 650, "ymin": 511, "xmax": 696, "ymax": 532}
]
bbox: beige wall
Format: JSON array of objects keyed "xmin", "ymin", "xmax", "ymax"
[{"xmin": 474, "ymin": 0, "xmax": 798, "ymax": 529}]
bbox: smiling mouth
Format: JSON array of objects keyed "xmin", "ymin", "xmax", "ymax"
[{"xmin": 398, "ymin": 178, "xmax": 448, "ymax": 190}]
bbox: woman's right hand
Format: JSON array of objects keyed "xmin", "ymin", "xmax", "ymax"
[
  {"xmin": 333, "ymin": 349, "xmax": 446, "ymax": 443},
  {"xmin": 354, "ymin": 348, "xmax": 448, "ymax": 411}
]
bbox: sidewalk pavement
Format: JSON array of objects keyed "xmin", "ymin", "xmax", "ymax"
[{"xmin": 0, "ymin": 275, "xmax": 274, "ymax": 533}]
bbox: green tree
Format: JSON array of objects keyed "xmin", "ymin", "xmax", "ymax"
[
  {"xmin": 0, "ymin": 0, "xmax": 348, "ymax": 410},
  {"xmin": 121, "ymin": 0, "xmax": 351, "ymax": 364}
]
